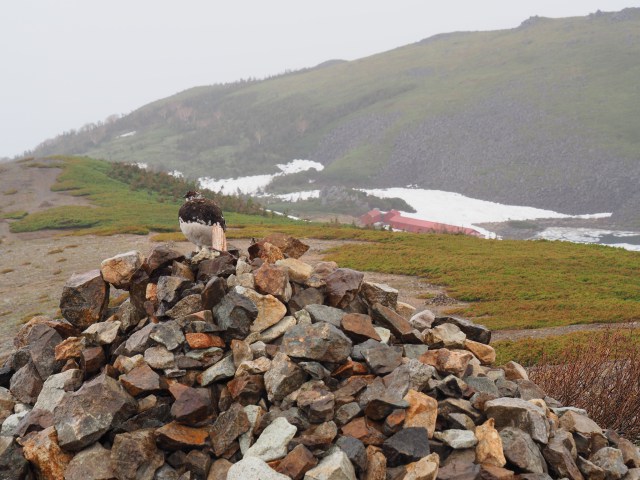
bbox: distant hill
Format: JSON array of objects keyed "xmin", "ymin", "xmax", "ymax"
[{"xmin": 28, "ymin": 8, "xmax": 640, "ymax": 228}]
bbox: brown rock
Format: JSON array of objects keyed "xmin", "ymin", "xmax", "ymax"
[
  {"xmin": 21, "ymin": 426, "xmax": 72, "ymax": 480},
  {"xmin": 293, "ymin": 421, "xmax": 338, "ymax": 449},
  {"xmin": 197, "ymin": 252, "xmax": 237, "ymax": 281},
  {"xmin": 64, "ymin": 442, "xmax": 115, "ymax": 480},
  {"xmin": 231, "ymin": 339, "xmax": 253, "ymax": 367},
  {"xmin": 210, "ymin": 403, "xmax": 250, "ymax": 456},
  {"xmin": 476, "ymin": 418, "xmax": 507, "ymax": 467},
  {"xmin": 143, "ymin": 245, "xmax": 184, "ymax": 275},
  {"xmin": 559, "ymin": 410, "xmax": 602, "ymax": 436},
  {"xmin": 80, "ymin": 346, "xmax": 105, "ymax": 375},
  {"xmin": 155, "ymin": 421, "xmax": 210, "ymax": 449},
  {"xmin": 480, "ymin": 464, "xmax": 515, "ymax": 480},
  {"xmin": 503, "ymin": 361, "xmax": 529, "ymax": 381},
  {"xmin": 325, "ymin": 268, "xmax": 364, "ymax": 308},
  {"xmin": 282, "ymin": 322, "xmax": 353, "ymax": 364},
  {"xmin": 384, "ymin": 409, "xmax": 407, "ymax": 434},
  {"xmin": 227, "ymin": 374, "xmax": 265, "ymax": 406},
  {"xmin": 371, "ymin": 303, "xmax": 414, "ymax": 340},
  {"xmin": 364, "ymin": 445, "xmax": 387, "ymax": 480},
  {"xmin": 542, "ymin": 434, "xmax": 584, "ymax": 480},
  {"xmin": 248, "ymin": 241, "xmax": 285, "ymax": 263},
  {"xmin": 419, "ymin": 348, "xmax": 474, "ymax": 377},
  {"xmin": 237, "ymin": 287, "xmax": 287, "ymax": 333},
  {"xmin": 361, "ymin": 281, "xmax": 399, "ymax": 308},
  {"xmin": 171, "ymin": 386, "xmax": 213, "ymax": 424},
  {"xmin": 297, "ymin": 385, "xmax": 335, "ymax": 423},
  {"xmin": 111, "ymin": 429, "xmax": 164, "ymax": 480},
  {"xmin": 100, "ymin": 250, "xmax": 143, "ymax": 289},
  {"xmin": 208, "ymin": 458, "xmax": 233, "ymax": 480},
  {"xmin": 341, "ymin": 417, "xmax": 387, "ymax": 446},
  {"xmin": 119, "ymin": 364, "xmax": 165, "ymax": 396},
  {"xmin": 264, "ymin": 352, "xmax": 308, "ymax": 404},
  {"xmin": 275, "ymin": 258, "xmax": 314, "ymax": 284},
  {"xmin": 54, "ymin": 374, "xmax": 137, "ymax": 451},
  {"xmin": 60, "ymin": 270, "xmax": 110, "ymax": 329},
  {"xmin": 254, "ymin": 262, "xmax": 291, "ymax": 302},
  {"xmin": 404, "ymin": 452, "xmax": 440, "ymax": 480},
  {"xmin": 404, "ymin": 389, "xmax": 438, "ymax": 438},
  {"xmin": 464, "ymin": 339, "xmax": 496, "ymax": 365},
  {"xmin": 263, "ymin": 233, "xmax": 310, "ymax": 259},
  {"xmin": 341, "ymin": 313, "xmax": 382, "ymax": 342},
  {"xmin": 276, "ymin": 444, "xmax": 318, "ymax": 480},
  {"xmin": 172, "ymin": 259, "xmax": 194, "ymax": 280},
  {"xmin": 185, "ymin": 333, "xmax": 225, "ymax": 349}
]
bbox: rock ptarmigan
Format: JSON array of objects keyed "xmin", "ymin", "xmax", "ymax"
[{"xmin": 179, "ymin": 191, "xmax": 227, "ymax": 251}]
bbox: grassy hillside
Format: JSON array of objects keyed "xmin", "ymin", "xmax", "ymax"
[
  {"xmin": 6, "ymin": 157, "xmax": 297, "ymax": 235},
  {"xmin": 28, "ymin": 8, "xmax": 640, "ymax": 227}
]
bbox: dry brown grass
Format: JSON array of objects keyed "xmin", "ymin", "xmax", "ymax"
[{"xmin": 529, "ymin": 328, "xmax": 640, "ymax": 440}]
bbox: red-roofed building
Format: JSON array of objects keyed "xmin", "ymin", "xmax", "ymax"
[{"xmin": 359, "ymin": 209, "xmax": 482, "ymax": 237}]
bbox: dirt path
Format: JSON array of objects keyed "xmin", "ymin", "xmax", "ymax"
[{"xmin": 491, "ymin": 321, "xmax": 640, "ymax": 342}]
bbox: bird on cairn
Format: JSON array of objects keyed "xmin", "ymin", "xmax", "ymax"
[{"xmin": 178, "ymin": 190, "xmax": 227, "ymax": 252}]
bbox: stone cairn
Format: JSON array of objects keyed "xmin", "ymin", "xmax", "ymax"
[{"xmin": 1, "ymin": 233, "xmax": 638, "ymax": 480}]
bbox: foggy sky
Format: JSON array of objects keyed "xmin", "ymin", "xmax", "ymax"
[{"xmin": 0, "ymin": 1, "xmax": 637, "ymax": 158}]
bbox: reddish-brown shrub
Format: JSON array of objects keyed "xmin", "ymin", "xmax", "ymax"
[{"xmin": 529, "ymin": 328, "xmax": 640, "ymax": 441}]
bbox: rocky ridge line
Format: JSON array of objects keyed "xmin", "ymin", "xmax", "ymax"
[{"xmin": 0, "ymin": 232, "xmax": 637, "ymax": 480}]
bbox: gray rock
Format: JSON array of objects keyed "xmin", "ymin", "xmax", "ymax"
[
  {"xmin": 516, "ymin": 379, "xmax": 547, "ymax": 400},
  {"xmin": 542, "ymin": 433, "xmax": 583, "ymax": 480},
  {"xmin": 424, "ymin": 323, "xmax": 466, "ymax": 349},
  {"xmin": 0, "ymin": 436, "xmax": 29, "ymax": 479},
  {"xmin": 304, "ymin": 447, "xmax": 357, "ymax": 480},
  {"xmin": 264, "ymin": 353, "xmax": 308, "ymax": 403},
  {"xmin": 245, "ymin": 416, "xmax": 297, "ymax": 462},
  {"xmin": 165, "ymin": 294, "xmax": 203, "ymax": 319},
  {"xmin": 1, "ymin": 409, "xmax": 29, "ymax": 436},
  {"xmin": 382, "ymin": 427, "xmax": 431, "ymax": 468},
  {"xmin": 60, "ymin": 270, "xmax": 110, "ymax": 329},
  {"xmin": 591, "ymin": 447, "xmax": 629, "ymax": 480},
  {"xmin": 83, "ymin": 321, "xmax": 121, "ymax": 345},
  {"xmin": 156, "ymin": 276, "xmax": 192, "ymax": 305},
  {"xmin": 409, "ymin": 309, "xmax": 436, "ymax": 331},
  {"xmin": 335, "ymin": 402, "xmax": 362, "ymax": 427},
  {"xmin": 212, "ymin": 291, "xmax": 259, "ymax": 340},
  {"xmin": 359, "ymin": 339, "xmax": 402, "ymax": 375},
  {"xmin": 34, "ymin": 368, "xmax": 83, "ymax": 413},
  {"xmin": 150, "ymin": 321, "xmax": 185, "ymax": 351},
  {"xmin": 121, "ymin": 323, "xmax": 156, "ymax": 356},
  {"xmin": 485, "ymin": 397, "xmax": 550, "ymax": 444},
  {"xmin": 324, "ymin": 268, "xmax": 364, "ymax": 309},
  {"xmin": 361, "ymin": 281, "xmax": 398, "ymax": 308},
  {"xmin": 54, "ymin": 374, "xmax": 137, "ymax": 451},
  {"xmin": 433, "ymin": 316, "xmax": 491, "ymax": 344},
  {"xmin": 144, "ymin": 346, "xmax": 175, "ymax": 370},
  {"xmin": 336, "ymin": 436, "xmax": 367, "ymax": 474},
  {"xmin": 500, "ymin": 427, "xmax": 548, "ymax": 474},
  {"xmin": 289, "ymin": 288, "xmax": 325, "ymax": 313},
  {"xmin": 403, "ymin": 344, "xmax": 430, "ymax": 360},
  {"xmin": 227, "ymin": 456, "xmax": 290, "ymax": 480},
  {"xmin": 434, "ymin": 429, "xmax": 478, "ymax": 449},
  {"xmin": 23, "ymin": 323, "xmax": 63, "ymax": 380},
  {"xmin": 305, "ymin": 304, "xmax": 345, "ymax": 328},
  {"xmin": 464, "ymin": 376, "xmax": 500, "ymax": 397},
  {"xmin": 199, "ymin": 355, "xmax": 236, "ymax": 386},
  {"xmin": 259, "ymin": 316, "xmax": 297, "ymax": 343},
  {"xmin": 9, "ymin": 360, "xmax": 43, "ymax": 404},
  {"xmin": 282, "ymin": 323, "xmax": 352, "ymax": 364}
]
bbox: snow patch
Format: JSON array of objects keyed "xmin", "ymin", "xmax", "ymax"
[
  {"xmin": 133, "ymin": 162, "xmax": 148, "ymax": 170},
  {"xmin": 168, "ymin": 170, "xmax": 184, "ymax": 178},
  {"xmin": 118, "ymin": 131, "xmax": 136, "ymax": 138},
  {"xmin": 199, "ymin": 159, "xmax": 323, "ymax": 195},
  {"xmin": 272, "ymin": 190, "xmax": 320, "ymax": 202},
  {"xmin": 535, "ymin": 227, "xmax": 640, "ymax": 252},
  {"xmin": 276, "ymin": 159, "xmax": 324, "ymax": 175},
  {"xmin": 360, "ymin": 187, "xmax": 611, "ymax": 239}
]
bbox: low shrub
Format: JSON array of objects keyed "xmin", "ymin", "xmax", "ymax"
[{"xmin": 529, "ymin": 328, "xmax": 640, "ymax": 440}]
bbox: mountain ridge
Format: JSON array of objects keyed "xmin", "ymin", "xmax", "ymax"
[{"xmin": 26, "ymin": 8, "xmax": 640, "ymax": 228}]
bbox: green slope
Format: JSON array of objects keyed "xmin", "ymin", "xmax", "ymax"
[{"xmin": 29, "ymin": 8, "xmax": 640, "ymax": 226}]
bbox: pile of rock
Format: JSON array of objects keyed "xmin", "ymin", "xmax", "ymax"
[{"xmin": 0, "ymin": 233, "xmax": 638, "ymax": 480}]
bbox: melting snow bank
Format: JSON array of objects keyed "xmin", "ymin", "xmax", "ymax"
[
  {"xmin": 360, "ymin": 188, "xmax": 612, "ymax": 239},
  {"xmin": 535, "ymin": 227, "xmax": 640, "ymax": 252},
  {"xmin": 199, "ymin": 159, "xmax": 323, "ymax": 195}
]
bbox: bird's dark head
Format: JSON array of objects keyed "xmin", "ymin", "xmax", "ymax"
[{"xmin": 184, "ymin": 190, "xmax": 202, "ymax": 200}]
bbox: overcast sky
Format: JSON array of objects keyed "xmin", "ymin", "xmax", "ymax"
[{"xmin": 0, "ymin": 1, "xmax": 637, "ymax": 158}]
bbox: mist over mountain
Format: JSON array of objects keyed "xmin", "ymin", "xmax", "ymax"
[{"xmin": 28, "ymin": 8, "xmax": 640, "ymax": 228}]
